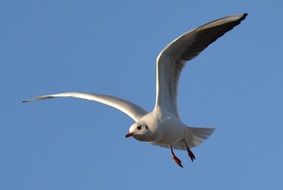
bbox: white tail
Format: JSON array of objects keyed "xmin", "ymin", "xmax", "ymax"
[
  {"xmin": 158, "ymin": 127, "xmax": 215, "ymax": 150},
  {"xmin": 189, "ymin": 127, "xmax": 215, "ymax": 147}
]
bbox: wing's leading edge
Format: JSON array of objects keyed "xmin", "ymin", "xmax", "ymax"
[{"xmin": 23, "ymin": 92, "xmax": 147, "ymax": 121}]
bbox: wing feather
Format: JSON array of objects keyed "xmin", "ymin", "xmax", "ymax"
[
  {"xmin": 155, "ymin": 13, "xmax": 247, "ymax": 116},
  {"xmin": 23, "ymin": 92, "xmax": 147, "ymax": 121}
]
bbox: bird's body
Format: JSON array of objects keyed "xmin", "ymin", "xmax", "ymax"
[
  {"xmin": 132, "ymin": 110, "xmax": 185, "ymax": 144},
  {"xmin": 134, "ymin": 110, "xmax": 212, "ymax": 150},
  {"xmin": 24, "ymin": 13, "xmax": 247, "ymax": 167}
]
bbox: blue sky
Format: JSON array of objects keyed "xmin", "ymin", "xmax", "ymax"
[{"xmin": 1, "ymin": 0, "xmax": 283, "ymax": 189}]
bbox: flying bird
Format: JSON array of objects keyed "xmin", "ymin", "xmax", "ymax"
[{"xmin": 24, "ymin": 13, "xmax": 247, "ymax": 168}]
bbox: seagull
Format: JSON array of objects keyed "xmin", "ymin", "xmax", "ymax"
[{"xmin": 24, "ymin": 13, "xmax": 247, "ymax": 168}]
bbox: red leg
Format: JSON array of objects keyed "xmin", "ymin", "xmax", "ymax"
[
  {"xmin": 170, "ymin": 145, "xmax": 183, "ymax": 168},
  {"xmin": 184, "ymin": 141, "xmax": 196, "ymax": 162}
]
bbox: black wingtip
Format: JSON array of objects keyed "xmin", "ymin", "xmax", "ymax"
[
  {"xmin": 241, "ymin": 13, "xmax": 248, "ymax": 20},
  {"xmin": 22, "ymin": 96, "xmax": 52, "ymax": 103},
  {"xmin": 22, "ymin": 99, "xmax": 35, "ymax": 103}
]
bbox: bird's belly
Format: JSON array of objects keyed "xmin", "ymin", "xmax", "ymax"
[{"xmin": 154, "ymin": 129, "xmax": 183, "ymax": 146}]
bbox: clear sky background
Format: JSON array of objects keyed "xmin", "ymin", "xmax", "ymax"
[{"xmin": 1, "ymin": 0, "xmax": 282, "ymax": 189}]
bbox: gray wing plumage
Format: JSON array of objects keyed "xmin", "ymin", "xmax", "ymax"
[
  {"xmin": 155, "ymin": 13, "xmax": 247, "ymax": 117},
  {"xmin": 23, "ymin": 92, "xmax": 147, "ymax": 121}
]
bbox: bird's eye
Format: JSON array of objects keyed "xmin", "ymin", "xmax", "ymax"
[{"xmin": 137, "ymin": 125, "xmax": 142, "ymax": 130}]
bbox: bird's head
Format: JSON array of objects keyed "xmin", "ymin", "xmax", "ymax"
[{"xmin": 125, "ymin": 122, "xmax": 152, "ymax": 141}]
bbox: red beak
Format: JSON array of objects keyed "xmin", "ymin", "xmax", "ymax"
[{"xmin": 125, "ymin": 132, "xmax": 134, "ymax": 138}]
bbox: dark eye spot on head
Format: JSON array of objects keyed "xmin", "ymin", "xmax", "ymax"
[
  {"xmin": 145, "ymin": 125, "xmax": 148, "ymax": 129},
  {"xmin": 137, "ymin": 125, "xmax": 142, "ymax": 130}
]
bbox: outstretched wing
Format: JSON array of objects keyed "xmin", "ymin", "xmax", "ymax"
[
  {"xmin": 23, "ymin": 92, "xmax": 148, "ymax": 121},
  {"xmin": 155, "ymin": 13, "xmax": 247, "ymax": 117}
]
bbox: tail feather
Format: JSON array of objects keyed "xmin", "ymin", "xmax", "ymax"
[{"xmin": 189, "ymin": 127, "xmax": 215, "ymax": 147}]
